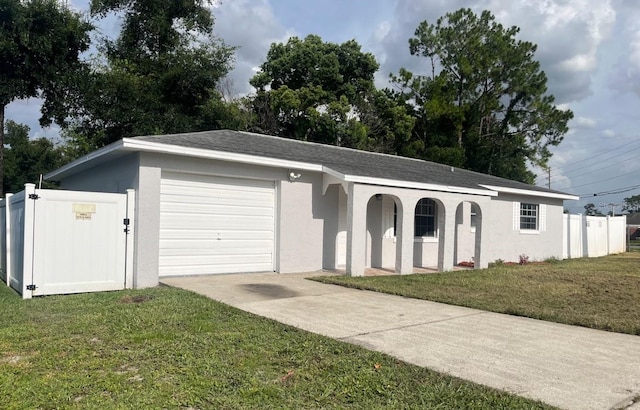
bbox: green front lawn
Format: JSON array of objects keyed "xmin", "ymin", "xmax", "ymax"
[
  {"xmin": 315, "ymin": 253, "xmax": 640, "ymax": 335},
  {"xmin": 0, "ymin": 285, "xmax": 552, "ymax": 409}
]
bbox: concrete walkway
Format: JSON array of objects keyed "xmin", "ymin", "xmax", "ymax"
[{"xmin": 162, "ymin": 272, "xmax": 640, "ymax": 410}]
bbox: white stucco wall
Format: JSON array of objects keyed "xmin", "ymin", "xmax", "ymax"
[
  {"xmin": 413, "ymin": 240, "xmax": 439, "ymax": 267},
  {"xmin": 133, "ymin": 159, "xmax": 161, "ymax": 288},
  {"xmin": 483, "ymin": 193, "xmax": 565, "ymax": 263},
  {"xmin": 59, "ymin": 154, "xmax": 140, "ymax": 194},
  {"xmin": 278, "ymin": 171, "xmax": 331, "ymax": 273}
]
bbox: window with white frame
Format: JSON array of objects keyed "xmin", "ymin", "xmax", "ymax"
[
  {"xmin": 415, "ymin": 198, "xmax": 437, "ymax": 237},
  {"xmin": 519, "ymin": 203, "xmax": 538, "ymax": 230}
]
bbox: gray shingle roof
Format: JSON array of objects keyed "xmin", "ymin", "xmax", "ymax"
[
  {"xmin": 627, "ymin": 213, "xmax": 640, "ymax": 225},
  {"xmin": 134, "ymin": 129, "xmax": 572, "ymax": 196}
]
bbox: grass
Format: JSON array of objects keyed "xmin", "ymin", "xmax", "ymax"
[
  {"xmin": 315, "ymin": 253, "xmax": 640, "ymax": 335},
  {"xmin": 0, "ymin": 285, "xmax": 553, "ymax": 409}
]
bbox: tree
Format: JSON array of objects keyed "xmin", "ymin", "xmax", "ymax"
[
  {"xmin": 248, "ymin": 35, "xmax": 414, "ymax": 152},
  {"xmin": 3, "ymin": 121, "xmax": 63, "ymax": 193},
  {"xmin": 64, "ymin": 0, "xmax": 235, "ymax": 154},
  {"xmin": 0, "ymin": 0, "xmax": 92, "ymax": 194},
  {"xmin": 391, "ymin": 8, "xmax": 573, "ymax": 183},
  {"xmin": 623, "ymin": 195, "xmax": 640, "ymax": 213},
  {"xmin": 583, "ymin": 203, "xmax": 603, "ymax": 216}
]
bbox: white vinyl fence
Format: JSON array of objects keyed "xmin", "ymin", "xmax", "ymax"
[
  {"xmin": 0, "ymin": 184, "xmax": 135, "ymax": 299},
  {"xmin": 563, "ymin": 214, "xmax": 627, "ymax": 259}
]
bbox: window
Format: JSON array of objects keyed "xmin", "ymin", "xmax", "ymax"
[
  {"xmin": 520, "ymin": 203, "xmax": 538, "ymax": 230},
  {"xmin": 415, "ymin": 199, "xmax": 437, "ymax": 237}
]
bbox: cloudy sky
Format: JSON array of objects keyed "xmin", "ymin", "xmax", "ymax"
[{"xmin": 6, "ymin": 0, "xmax": 640, "ymax": 213}]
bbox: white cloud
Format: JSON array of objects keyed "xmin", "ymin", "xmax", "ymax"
[
  {"xmin": 374, "ymin": 1, "xmax": 616, "ymax": 104},
  {"xmin": 608, "ymin": 3, "xmax": 640, "ymax": 97},
  {"xmin": 572, "ymin": 117, "xmax": 598, "ymax": 129},
  {"xmin": 603, "ymin": 129, "xmax": 616, "ymax": 137},
  {"xmin": 213, "ymin": 0, "xmax": 294, "ymax": 96}
]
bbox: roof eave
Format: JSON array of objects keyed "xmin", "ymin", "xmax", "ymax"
[
  {"xmin": 479, "ymin": 184, "xmax": 579, "ymax": 200},
  {"xmin": 45, "ymin": 138, "xmax": 325, "ymax": 180},
  {"xmin": 343, "ymin": 175, "xmax": 498, "ymax": 196},
  {"xmin": 45, "ymin": 139, "xmax": 127, "ymax": 180}
]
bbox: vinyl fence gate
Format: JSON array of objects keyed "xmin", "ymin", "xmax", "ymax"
[{"xmin": 0, "ymin": 184, "xmax": 135, "ymax": 299}]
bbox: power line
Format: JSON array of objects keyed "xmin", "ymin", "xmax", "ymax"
[
  {"xmin": 578, "ymin": 183, "xmax": 640, "ymax": 198},
  {"xmin": 558, "ymin": 138, "xmax": 640, "ymax": 172},
  {"xmin": 535, "ymin": 139, "xmax": 640, "ymax": 185},
  {"xmin": 540, "ymin": 146, "xmax": 640, "ymax": 184},
  {"xmin": 571, "ymin": 168, "xmax": 640, "ymax": 189}
]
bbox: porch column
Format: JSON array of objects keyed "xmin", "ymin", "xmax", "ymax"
[
  {"xmin": 437, "ymin": 200, "xmax": 457, "ymax": 272},
  {"xmin": 395, "ymin": 199, "xmax": 414, "ymax": 275},
  {"xmin": 346, "ymin": 183, "xmax": 367, "ymax": 276},
  {"xmin": 474, "ymin": 202, "xmax": 488, "ymax": 269}
]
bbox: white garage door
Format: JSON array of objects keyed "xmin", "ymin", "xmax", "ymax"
[{"xmin": 159, "ymin": 172, "xmax": 275, "ymax": 276}]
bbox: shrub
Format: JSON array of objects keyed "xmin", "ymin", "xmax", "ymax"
[
  {"xmin": 519, "ymin": 254, "xmax": 529, "ymax": 265},
  {"xmin": 489, "ymin": 259, "xmax": 505, "ymax": 268}
]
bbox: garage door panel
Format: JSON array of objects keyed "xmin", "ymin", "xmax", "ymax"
[
  {"xmin": 161, "ymin": 189, "xmax": 274, "ymax": 204},
  {"xmin": 162, "ymin": 183, "xmax": 274, "ymax": 195},
  {"xmin": 161, "ymin": 253, "xmax": 272, "ymax": 265},
  {"xmin": 160, "ymin": 229, "xmax": 274, "ymax": 241},
  {"xmin": 160, "ymin": 173, "xmax": 275, "ymax": 276},
  {"xmin": 159, "ymin": 260, "xmax": 274, "ymax": 276},
  {"xmin": 162, "ymin": 178, "xmax": 273, "ymax": 194},
  {"xmin": 163, "ymin": 173, "xmax": 273, "ymax": 187},
  {"xmin": 161, "ymin": 216, "xmax": 274, "ymax": 231},
  {"xmin": 160, "ymin": 239, "xmax": 273, "ymax": 252},
  {"xmin": 161, "ymin": 203, "xmax": 274, "ymax": 217}
]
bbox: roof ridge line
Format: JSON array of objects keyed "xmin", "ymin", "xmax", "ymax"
[{"xmin": 237, "ymin": 130, "xmax": 434, "ymax": 166}]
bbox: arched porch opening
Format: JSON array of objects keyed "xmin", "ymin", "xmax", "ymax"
[
  {"xmin": 413, "ymin": 197, "xmax": 444, "ymax": 269},
  {"xmin": 365, "ymin": 193, "xmax": 401, "ymax": 272},
  {"xmin": 454, "ymin": 201, "xmax": 483, "ymax": 268}
]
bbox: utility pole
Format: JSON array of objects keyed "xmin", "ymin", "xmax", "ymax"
[
  {"xmin": 547, "ymin": 167, "xmax": 551, "ymax": 189},
  {"xmin": 599, "ymin": 202, "xmax": 620, "ymax": 216}
]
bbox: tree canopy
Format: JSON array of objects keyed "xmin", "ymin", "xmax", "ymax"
[
  {"xmin": 623, "ymin": 195, "xmax": 640, "ymax": 213},
  {"xmin": 391, "ymin": 8, "xmax": 573, "ymax": 183},
  {"xmin": 3, "ymin": 120, "xmax": 63, "ymax": 193},
  {"xmin": 583, "ymin": 203, "xmax": 604, "ymax": 216},
  {"xmin": 248, "ymin": 35, "xmax": 414, "ymax": 152},
  {"xmin": 0, "ymin": 0, "xmax": 92, "ymax": 193},
  {"xmin": 64, "ymin": 0, "xmax": 235, "ymax": 153}
]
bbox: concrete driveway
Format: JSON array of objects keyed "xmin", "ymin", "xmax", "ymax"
[{"xmin": 162, "ymin": 272, "xmax": 640, "ymax": 410}]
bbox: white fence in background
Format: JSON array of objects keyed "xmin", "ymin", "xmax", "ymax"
[
  {"xmin": 563, "ymin": 214, "xmax": 627, "ymax": 259},
  {"xmin": 0, "ymin": 184, "xmax": 135, "ymax": 299}
]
